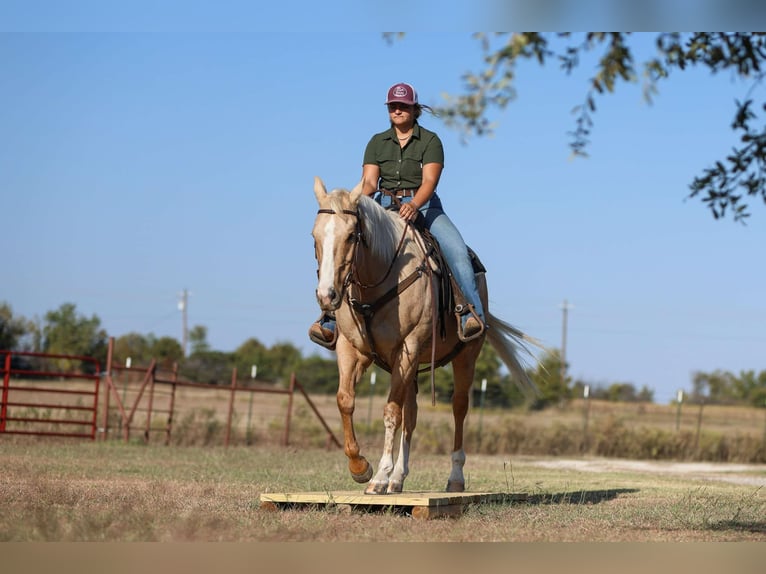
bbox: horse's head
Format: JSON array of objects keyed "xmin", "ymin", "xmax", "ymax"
[{"xmin": 312, "ymin": 177, "xmax": 364, "ymax": 311}]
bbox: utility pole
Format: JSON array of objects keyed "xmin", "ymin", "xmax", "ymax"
[
  {"xmin": 560, "ymin": 299, "xmax": 573, "ymax": 385},
  {"xmin": 178, "ymin": 288, "xmax": 189, "ymax": 356}
]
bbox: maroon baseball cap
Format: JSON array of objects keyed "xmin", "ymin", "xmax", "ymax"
[{"xmin": 385, "ymin": 82, "xmax": 418, "ymax": 106}]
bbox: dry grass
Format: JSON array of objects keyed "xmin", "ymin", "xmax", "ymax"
[
  {"xmin": 6, "ymin": 375, "xmax": 765, "ymax": 440},
  {"xmin": 167, "ymin": 385, "xmax": 766, "ymax": 444},
  {"xmin": 4, "ymin": 376, "xmax": 766, "ymax": 465},
  {"xmin": 0, "ymin": 440, "xmax": 764, "ymax": 542}
]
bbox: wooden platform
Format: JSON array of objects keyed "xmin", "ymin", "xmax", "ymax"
[{"xmin": 260, "ymin": 491, "xmax": 527, "ymax": 519}]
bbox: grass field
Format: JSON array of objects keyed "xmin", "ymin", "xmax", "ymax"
[{"xmin": 0, "ymin": 440, "xmax": 764, "ymax": 542}]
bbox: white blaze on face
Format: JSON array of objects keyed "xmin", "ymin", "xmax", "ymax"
[{"xmin": 316, "ymin": 217, "xmax": 337, "ymax": 302}]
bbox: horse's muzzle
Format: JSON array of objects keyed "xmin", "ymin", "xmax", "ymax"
[{"xmin": 316, "ymin": 286, "xmax": 342, "ymax": 311}]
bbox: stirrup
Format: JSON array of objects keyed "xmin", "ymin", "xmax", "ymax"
[{"xmin": 455, "ymin": 305, "xmax": 485, "ymax": 343}]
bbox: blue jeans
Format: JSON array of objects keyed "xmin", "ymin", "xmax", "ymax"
[{"xmin": 376, "ymin": 191, "xmax": 485, "ymax": 323}]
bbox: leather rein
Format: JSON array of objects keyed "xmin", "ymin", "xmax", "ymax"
[{"xmin": 316, "ymin": 206, "xmax": 441, "ymax": 406}]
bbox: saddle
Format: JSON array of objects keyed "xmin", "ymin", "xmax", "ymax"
[{"xmin": 382, "ymin": 196, "xmax": 486, "ymax": 346}]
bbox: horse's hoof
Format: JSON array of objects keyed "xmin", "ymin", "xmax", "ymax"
[
  {"xmin": 446, "ymin": 480, "xmax": 465, "ymax": 493},
  {"xmin": 350, "ymin": 460, "xmax": 373, "ymax": 484},
  {"xmin": 386, "ymin": 481, "xmax": 403, "ymax": 494},
  {"xmin": 365, "ymin": 481, "xmax": 388, "ymax": 495}
]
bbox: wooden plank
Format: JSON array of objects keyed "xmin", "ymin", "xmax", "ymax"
[
  {"xmin": 411, "ymin": 503, "xmax": 465, "ymax": 520},
  {"xmin": 259, "ymin": 491, "xmax": 527, "ymax": 519}
]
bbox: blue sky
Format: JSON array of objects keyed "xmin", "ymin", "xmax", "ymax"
[{"xmin": 3, "ymin": 31, "xmax": 766, "ymax": 404}]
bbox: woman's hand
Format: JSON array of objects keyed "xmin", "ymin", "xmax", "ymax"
[{"xmin": 399, "ymin": 201, "xmax": 420, "ymax": 221}]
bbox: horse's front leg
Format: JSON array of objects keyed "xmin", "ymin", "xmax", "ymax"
[
  {"xmin": 386, "ymin": 379, "xmax": 417, "ymax": 494},
  {"xmin": 336, "ymin": 338, "xmax": 373, "ymax": 484},
  {"xmin": 366, "ymin": 344, "xmax": 418, "ymax": 495},
  {"xmin": 364, "ymin": 396, "xmax": 400, "ymax": 494}
]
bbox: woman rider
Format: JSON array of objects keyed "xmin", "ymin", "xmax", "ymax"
[{"xmin": 309, "ymin": 82, "xmax": 485, "ymax": 349}]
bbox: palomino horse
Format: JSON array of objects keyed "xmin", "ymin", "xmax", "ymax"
[{"xmin": 312, "ymin": 177, "xmax": 537, "ymax": 494}]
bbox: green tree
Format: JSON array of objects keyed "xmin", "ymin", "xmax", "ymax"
[
  {"xmin": 233, "ymin": 337, "xmax": 268, "ymax": 380},
  {"xmin": 527, "ymin": 349, "xmax": 570, "ymax": 409},
  {"xmin": 637, "ymin": 385, "xmax": 655, "ymax": 403},
  {"xmin": 0, "ymin": 302, "xmax": 33, "ymax": 351},
  {"xmin": 745, "ymin": 370, "xmax": 766, "ymax": 408},
  {"xmin": 189, "ymin": 325, "xmax": 210, "ymax": 354},
  {"xmin": 422, "ymin": 344, "xmax": 553, "ymax": 409},
  {"xmin": 112, "ymin": 332, "xmax": 155, "ymax": 367},
  {"xmin": 692, "ymin": 369, "xmax": 738, "ymax": 404},
  {"xmin": 421, "ymin": 364, "xmax": 457, "ymax": 404},
  {"xmin": 294, "ymin": 354, "xmax": 340, "ymax": 394},
  {"xmin": 151, "ymin": 336, "xmax": 184, "ymax": 370},
  {"xmin": 428, "ymin": 32, "xmax": 766, "ymax": 223},
  {"xmin": 733, "ymin": 370, "xmax": 766, "ymax": 407},
  {"xmin": 258, "ymin": 341, "xmax": 302, "ymax": 385},
  {"xmin": 605, "ymin": 382, "xmax": 641, "ymax": 402},
  {"xmin": 181, "ymin": 350, "xmax": 234, "ymax": 385},
  {"xmin": 42, "ymin": 303, "xmax": 108, "ymax": 372},
  {"xmin": 470, "ymin": 344, "xmax": 527, "ymax": 408}
]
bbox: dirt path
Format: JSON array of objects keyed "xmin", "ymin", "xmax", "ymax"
[{"xmin": 527, "ymin": 457, "xmax": 766, "ymax": 487}]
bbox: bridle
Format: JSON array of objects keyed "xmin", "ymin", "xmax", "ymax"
[
  {"xmin": 316, "ymin": 208, "xmax": 364, "ymax": 295},
  {"xmin": 316, "ymin": 206, "xmax": 423, "ymax": 314}
]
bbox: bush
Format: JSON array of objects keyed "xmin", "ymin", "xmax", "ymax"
[{"xmin": 412, "ymin": 415, "xmax": 766, "ymax": 463}]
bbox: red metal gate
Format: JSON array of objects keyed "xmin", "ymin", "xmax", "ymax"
[{"xmin": 0, "ymin": 350, "xmax": 101, "ymax": 439}]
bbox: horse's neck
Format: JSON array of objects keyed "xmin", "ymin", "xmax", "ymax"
[{"xmin": 357, "ymin": 209, "xmax": 422, "ymax": 287}]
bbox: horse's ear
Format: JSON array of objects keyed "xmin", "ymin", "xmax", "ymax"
[
  {"xmin": 349, "ymin": 179, "xmax": 364, "ymax": 204},
  {"xmin": 314, "ymin": 177, "xmax": 327, "ymax": 202}
]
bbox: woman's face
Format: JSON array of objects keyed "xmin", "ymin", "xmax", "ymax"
[{"xmin": 387, "ymin": 102, "xmax": 415, "ymax": 127}]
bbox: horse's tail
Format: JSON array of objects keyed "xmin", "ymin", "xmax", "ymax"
[{"xmin": 485, "ymin": 311, "xmax": 544, "ymax": 398}]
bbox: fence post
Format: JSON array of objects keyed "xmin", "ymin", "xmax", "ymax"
[
  {"xmin": 675, "ymin": 390, "xmax": 684, "ymax": 432},
  {"xmin": 292, "ymin": 377, "xmax": 342, "ymax": 449},
  {"xmin": 144, "ymin": 365, "xmax": 157, "ymax": 444},
  {"xmin": 477, "ymin": 378, "xmax": 487, "ymax": 452},
  {"xmin": 582, "ymin": 384, "xmax": 591, "ymax": 452},
  {"xmin": 283, "ymin": 373, "xmax": 296, "ymax": 446},
  {"xmin": 101, "ymin": 338, "xmax": 115, "ymax": 440},
  {"xmin": 366, "ymin": 370, "xmax": 376, "ymax": 428},
  {"xmin": 694, "ymin": 399, "xmax": 705, "ymax": 455},
  {"xmin": 225, "ymin": 367, "xmax": 238, "ymax": 448},
  {"xmin": 166, "ymin": 363, "xmax": 178, "ymax": 446},
  {"xmin": 246, "ymin": 365, "xmax": 256, "ymax": 445},
  {"xmin": 1, "ymin": 351, "xmax": 11, "ymax": 433},
  {"xmin": 90, "ymin": 357, "xmax": 102, "ymax": 441},
  {"xmin": 762, "ymin": 400, "xmax": 766, "ymax": 448}
]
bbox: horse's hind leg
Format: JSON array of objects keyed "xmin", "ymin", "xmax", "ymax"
[{"xmin": 446, "ymin": 349, "xmax": 479, "ymax": 492}]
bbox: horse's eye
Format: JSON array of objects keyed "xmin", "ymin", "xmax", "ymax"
[{"xmin": 347, "ymin": 232, "xmax": 356, "ymax": 243}]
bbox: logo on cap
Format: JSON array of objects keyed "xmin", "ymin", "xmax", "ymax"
[{"xmin": 392, "ymin": 85, "xmax": 408, "ymax": 98}]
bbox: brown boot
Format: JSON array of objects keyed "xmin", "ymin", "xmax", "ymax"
[
  {"xmin": 308, "ymin": 321, "xmax": 337, "ymax": 350},
  {"xmin": 459, "ymin": 315, "xmax": 485, "ymax": 342}
]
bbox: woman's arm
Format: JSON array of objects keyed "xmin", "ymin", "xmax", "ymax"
[
  {"xmin": 411, "ymin": 162, "xmax": 442, "ymax": 209},
  {"xmin": 361, "ymin": 164, "xmax": 380, "ymax": 196},
  {"xmin": 399, "ymin": 162, "xmax": 442, "ymax": 221}
]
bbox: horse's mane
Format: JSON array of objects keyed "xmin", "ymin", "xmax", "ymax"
[
  {"xmin": 324, "ymin": 189, "xmax": 406, "ymax": 262},
  {"xmin": 357, "ymin": 194, "xmax": 406, "ymax": 262}
]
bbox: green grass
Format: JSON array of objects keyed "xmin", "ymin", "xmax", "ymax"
[{"xmin": 0, "ymin": 440, "xmax": 763, "ymax": 542}]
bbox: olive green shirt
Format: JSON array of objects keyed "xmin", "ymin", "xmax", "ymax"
[{"xmin": 362, "ymin": 122, "xmax": 444, "ymax": 190}]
